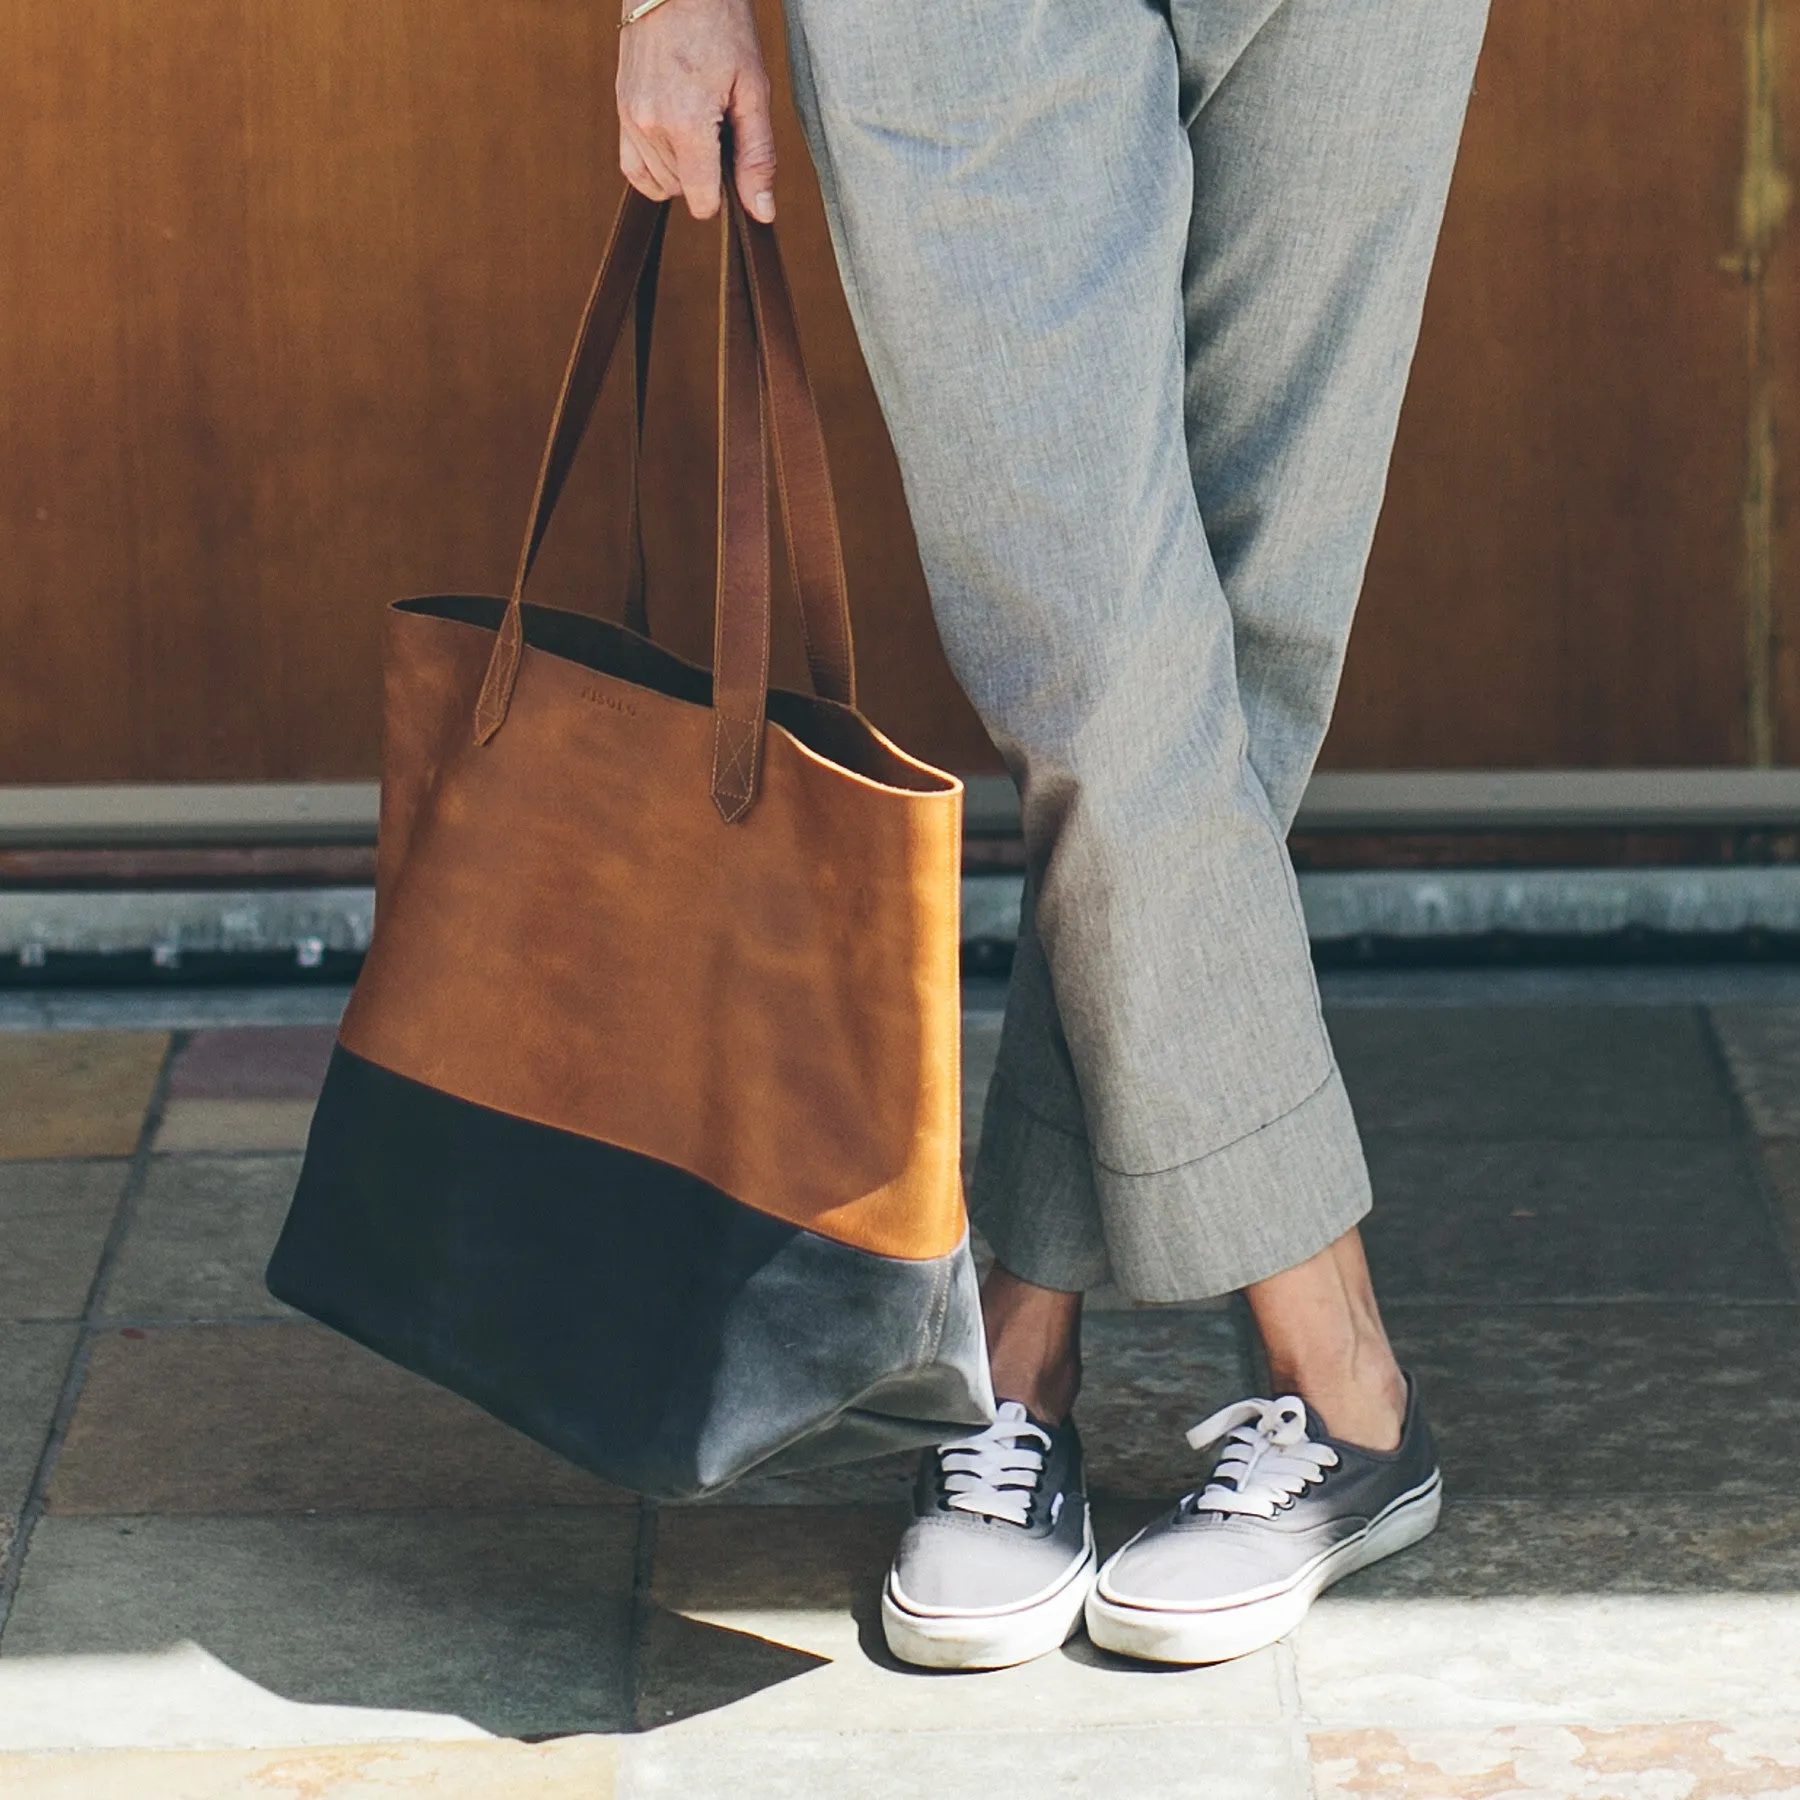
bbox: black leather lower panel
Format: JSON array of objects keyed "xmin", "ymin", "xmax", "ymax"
[{"xmin": 266, "ymin": 1047, "xmax": 991, "ymax": 1499}]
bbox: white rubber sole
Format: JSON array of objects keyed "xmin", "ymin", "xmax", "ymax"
[
  {"xmin": 881, "ymin": 1542, "xmax": 1099, "ymax": 1671},
  {"xmin": 1084, "ymin": 1472, "xmax": 1443, "ymax": 1666}
]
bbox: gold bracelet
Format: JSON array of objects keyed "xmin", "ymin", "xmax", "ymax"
[{"xmin": 620, "ymin": 0, "xmax": 676, "ymax": 26}]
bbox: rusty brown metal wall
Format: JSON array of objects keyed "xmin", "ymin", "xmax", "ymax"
[{"xmin": 0, "ymin": 2, "xmax": 1791, "ymax": 785}]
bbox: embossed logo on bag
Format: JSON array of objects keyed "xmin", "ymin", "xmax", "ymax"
[{"xmin": 579, "ymin": 684, "xmax": 637, "ymax": 718}]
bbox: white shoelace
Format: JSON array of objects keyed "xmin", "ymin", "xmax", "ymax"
[
  {"xmin": 937, "ymin": 1400, "xmax": 1051, "ymax": 1528},
  {"xmin": 1180, "ymin": 1395, "xmax": 1340, "ymax": 1520}
]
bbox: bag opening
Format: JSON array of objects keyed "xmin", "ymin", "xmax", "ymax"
[{"xmin": 396, "ymin": 594, "xmax": 958, "ymax": 798}]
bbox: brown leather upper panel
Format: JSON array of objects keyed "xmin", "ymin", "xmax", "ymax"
[{"xmin": 344, "ymin": 603, "xmax": 966, "ymax": 1263}]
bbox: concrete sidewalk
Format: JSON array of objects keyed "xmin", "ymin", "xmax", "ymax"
[{"xmin": 4, "ymin": 976, "xmax": 1800, "ymax": 1795}]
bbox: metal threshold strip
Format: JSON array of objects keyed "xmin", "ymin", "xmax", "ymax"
[
  {"xmin": 9, "ymin": 768, "xmax": 1800, "ymax": 845},
  {"xmin": 0, "ymin": 783, "xmax": 383, "ymax": 847},
  {"xmin": 8, "ymin": 869, "xmax": 1800, "ymax": 975},
  {"xmin": 6, "ymin": 770, "xmax": 1800, "ymax": 977}
]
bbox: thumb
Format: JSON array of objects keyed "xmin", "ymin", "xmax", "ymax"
[{"xmin": 729, "ymin": 75, "xmax": 778, "ymax": 223}]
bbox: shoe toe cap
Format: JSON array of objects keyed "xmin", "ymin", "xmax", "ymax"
[
  {"xmin": 1098, "ymin": 1519, "xmax": 1337, "ymax": 1610},
  {"xmin": 891, "ymin": 1518, "xmax": 1089, "ymax": 1615}
]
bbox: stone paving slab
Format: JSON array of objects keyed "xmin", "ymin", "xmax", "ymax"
[
  {"xmin": 1387, "ymin": 1303, "xmax": 1800, "ymax": 1498},
  {"xmin": 1334, "ymin": 1494, "xmax": 1800, "ymax": 1598},
  {"xmin": 1712, "ymin": 1007, "xmax": 1800, "ymax": 1137},
  {"xmin": 0, "ymin": 1323, "xmax": 77, "ymax": 1515},
  {"xmin": 0, "ymin": 1161, "xmax": 127, "ymax": 1320},
  {"xmin": 0, "ymin": 1640, "xmax": 487, "ymax": 1754},
  {"xmin": 1293, "ymin": 1595, "xmax": 1800, "ymax": 1728},
  {"xmin": 642, "ymin": 1505, "xmax": 1282, "ymax": 1735},
  {"xmin": 167, "ymin": 1028, "xmax": 336, "ymax": 1100},
  {"xmin": 100, "ymin": 1154, "xmax": 300, "ymax": 1321},
  {"xmin": 1074, "ymin": 1310, "xmax": 1252, "ymax": 1497},
  {"xmin": 154, "ymin": 1099, "xmax": 317, "ymax": 1154},
  {"xmin": 1361, "ymin": 1136, "xmax": 1794, "ymax": 1301},
  {"xmin": 698, "ymin": 1448, "xmax": 922, "ymax": 1508},
  {"xmin": 1754, "ymin": 1141, "xmax": 1800, "ymax": 1276},
  {"xmin": 0, "ymin": 989, "xmax": 353, "ymax": 1033},
  {"xmin": 621, "ymin": 1725, "xmax": 1312, "ymax": 1799},
  {"xmin": 1329, "ymin": 1007, "xmax": 1738, "ymax": 1140},
  {"xmin": 0, "ymin": 1033, "xmax": 168, "ymax": 1160},
  {"xmin": 1309, "ymin": 1720, "xmax": 1800, "ymax": 1798},
  {"xmin": 0, "ymin": 1738, "xmax": 620, "ymax": 1800},
  {"xmin": 1, "ymin": 1511, "xmax": 638, "ymax": 1744},
  {"xmin": 47, "ymin": 1325, "xmax": 627, "ymax": 1514}
]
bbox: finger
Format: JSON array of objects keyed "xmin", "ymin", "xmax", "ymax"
[
  {"xmin": 728, "ymin": 73, "xmax": 777, "ymax": 222},
  {"xmin": 622, "ymin": 119, "xmax": 682, "ymax": 199},
  {"xmin": 667, "ymin": 110, "xmax": 725, "ymax": 221},
  {"xmin": 620, "ymin": 129, "xmax": 675, "ymax": 201}
]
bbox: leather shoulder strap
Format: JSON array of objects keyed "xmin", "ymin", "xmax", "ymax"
[
  {"xmin": 475, "ymin": 194, "xmax": 668, "ymax": 743},
  {"xmin": 474, "ymin": 189, "xmax": 856, "ymax": 825},
  {"xmin": 735, "ymin": 206, "xmax": 854, "ymax": 708}
]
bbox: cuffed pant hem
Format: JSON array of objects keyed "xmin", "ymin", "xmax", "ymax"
[
  {"xmin": 969, "ymin": 1063, "xmax": 1371, "ymax": 1302},
  {"xmin": 1099, "ymin": 1066, "xmax": 1372, "ymax": 1302},
  {"xmin": 967, "ymin": 1083, "xmax": 1112, "ymax": 1294}
]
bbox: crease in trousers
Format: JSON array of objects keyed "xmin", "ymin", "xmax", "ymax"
[{"xmin": 780, "ymin": 0, "xmax": 1491, "ymax": 1299}]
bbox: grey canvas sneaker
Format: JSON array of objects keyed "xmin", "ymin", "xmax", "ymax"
[
  {"xmin": 1085, "ymin": 1376, "xmax": 1441, "ymax": 1665},
  {"xmin": 881, "ymin": 1400, "xmax": 1097, "ymax": 1670}
]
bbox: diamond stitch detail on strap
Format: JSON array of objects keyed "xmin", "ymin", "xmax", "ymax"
[{"xmin": 712, "ymin": 714, "xmax": 760, "ymax": 820}]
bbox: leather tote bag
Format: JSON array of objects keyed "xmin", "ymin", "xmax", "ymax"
[{"xmin": 267, "ymin": 190, "xmax": 994, "ymax": 1500}]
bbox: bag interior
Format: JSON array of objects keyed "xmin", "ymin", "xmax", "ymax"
[{"xmin": 397, "ymin": 595, "xmax": 958, "ymax": 797}]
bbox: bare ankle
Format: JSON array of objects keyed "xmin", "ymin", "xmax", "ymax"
[
  {"xmin": 1267, "ymin": 1348, "xmax": 1406, "ymax": 1453},
  {"xmin": 991, "ymin": 1358, "xmax": 1081, "ymax": 1425},
  {"xmin": 981, "ymin": 1263, "xmax": 1083, "ymax": 1424},
  {"xmin": 1246, "ymin": 1227, "xmax": 1407, "ymax": 1452}
]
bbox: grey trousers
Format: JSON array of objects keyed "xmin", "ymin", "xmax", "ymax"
[{"xmin": 782, "ymin": 0, "xmax": 1490, "ymax": 1300}]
